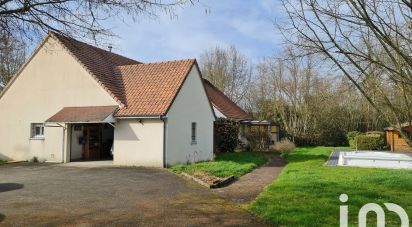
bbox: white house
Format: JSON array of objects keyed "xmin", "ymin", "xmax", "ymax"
[{"xmin": 0, "ymin": 32, "xmax": 215, "ymax": 167}]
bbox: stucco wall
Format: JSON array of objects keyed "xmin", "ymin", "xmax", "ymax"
[
  {"xmin": 0, "ymin": 36, "xmax": 118, "ymax": 162},
  {"xmin": 166, "ymin": 66, "xmax": 215, "ymax": 166},
  {"xmin": 113, "ymin": 119, "xmax": 164, "ymax": 167}
]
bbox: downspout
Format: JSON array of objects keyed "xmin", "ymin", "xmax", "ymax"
[{"xmin": 161, "ymin": 116, "xmax": 168, "ymax": 168}]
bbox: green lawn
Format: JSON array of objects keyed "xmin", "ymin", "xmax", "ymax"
[
  {"xmin": 170, "ymin": 152, "xmax": 268, "ymax": 178},
  {"xmin": 249, "ymin": 147, "xmax": 412, "ymax": 227}
]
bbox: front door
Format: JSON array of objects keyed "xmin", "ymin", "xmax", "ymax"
[{"xmin": 83, "ymin": 124, "xmax": 102, "ymax": 160}]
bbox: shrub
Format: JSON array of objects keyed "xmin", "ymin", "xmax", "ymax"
[
  {"xmin": 274, "ymin": 138, "xmax": 296, "ymax": 154},
  {"xmin": 294, "ymin": 135, "xmax": 318, "ymax": 147},
  {"xmin": 347, "ymin": 131, "xmax": 362, "ymax": 141},
  {"xmin": 347, "ymin": 131, "xmax": 362, "ymax": 149},
  {"xmin": 294, "ymin": 129, "xmax": 348, "ymax": 147},
  {"xmin": 245, "ymin": 126, "xmax": 270, "ymax": 152},
  {"xmin": 214, "ymin": 118, "xmax": 239, "ymax": 152},
  {"xmin": 354, "ymin": 134, "xmax": 387, "ymax": 150}
]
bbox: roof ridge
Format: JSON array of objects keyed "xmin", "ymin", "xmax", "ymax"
[
  {"xmin": 60, "ymin": 105, "xmax": 119, "ymax": 108},
  {"xmin": 49, "ymin": 31, "xmax": 141, "ymax": 64},
  {"xmin": 144, "ymin": 58, "xmax": 196, "ymax": 65},
  {"xmin": 115, "ymin": 59, "xmax": 196, "ymax": 69}
]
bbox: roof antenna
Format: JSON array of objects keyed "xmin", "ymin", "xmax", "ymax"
[{"xmin": 108, "ymin": 45, "xmax": 112, "ymax": 52}]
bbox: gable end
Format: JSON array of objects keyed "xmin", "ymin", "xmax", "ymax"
[
  {"xmin": 165, "ymin": 61, "xmax": 216, "ymax": 119},
  {"xmin": 50, "ymin": 33, "xmax": 124, "ymax": 107}
]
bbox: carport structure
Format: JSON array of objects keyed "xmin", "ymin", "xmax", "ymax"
[{"xmin": 45, "ymin": 106, "xmax": 117, "ymax": 163}]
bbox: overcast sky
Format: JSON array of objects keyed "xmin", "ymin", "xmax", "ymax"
[{"xmin": 104, "ymin": 0, "xmax": 286, "ymax": 63}]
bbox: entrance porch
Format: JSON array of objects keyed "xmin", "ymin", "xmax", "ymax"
[{"xmin": 45, "ymin": 106, "xmax": 118, "ymax": 163}]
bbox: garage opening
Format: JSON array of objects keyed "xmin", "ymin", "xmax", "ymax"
[
  {"xmin": 45, "ymin": 106, "xmax": 118, "ymax": 162},
  {"xmin": 70, "ymin": 123, "xmax": 114, "ymax": 161}
]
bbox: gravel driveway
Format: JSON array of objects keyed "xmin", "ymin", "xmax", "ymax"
[{"xmin": 0, "ymin": 163, "xmax": 265, "ymax": 226}]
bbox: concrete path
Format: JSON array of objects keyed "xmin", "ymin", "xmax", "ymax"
[
  {"xmin": 214, "ymin": 154, "xmax": 286, "ymax": 204},
  {"xmin": 326, "ymin": 150, "xmax": 340, "ymax": 166}
]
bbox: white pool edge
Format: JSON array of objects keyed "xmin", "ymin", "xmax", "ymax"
[{"xmin": 338, "ymin": 151, "xmax": 412, "ymax": 170}]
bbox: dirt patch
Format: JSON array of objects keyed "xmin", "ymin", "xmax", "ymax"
[{"xmin": 193, "ymin": 172, "xmax": 222, "ymax": 185}]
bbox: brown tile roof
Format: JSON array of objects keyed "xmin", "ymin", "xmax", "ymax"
[
  {"xmin": 202, "ymin": 79, "xmax": 252, "ymax": 120},
  {"xmin": 48, "ymin": 33, "xmax": 199, "ymax": 117},
  {"xmin": 51, "ymin": 32, "xmax": 140, "ymax": 105},
  {"xmin": 114, "ymin": 60, "xmax": 196, "ymax": 116},
  {"xmin": 46, "ymin": 106, "xmax": 118, "ymax": 123}
]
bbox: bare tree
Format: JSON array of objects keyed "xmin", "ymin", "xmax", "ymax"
[
  {"xmin": 0, "ymin": 0, "xmax": 196, "ymax": 42},
  {"xmin": 249, "ymin": 50, "xmax": 319, "ymax": 143},
  {"xmin": 200, "ymin": 45, "xmax": 252, "ymax": 104},
  {"xmin": 280, "ymin": 0, "xmax": 412, "ymax": 145},
  {"xmin": 245, "ymin": 47, "xmax": 385, "ymax": 146},
  {"xmin": 0, "ymin": 0, "xmax": 196, "ymax": 89},
  {"xmin": 0, "ymin": 32, "xmax": 25, "ymax": 90}
]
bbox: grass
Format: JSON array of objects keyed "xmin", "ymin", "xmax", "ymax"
[
  {"xmin": 249, "ymin": 147, "xmax": 412, "ymax": 227},
  {"xmin": 170, "ymin": 152, "xmax": 268, "ymax": 178}
]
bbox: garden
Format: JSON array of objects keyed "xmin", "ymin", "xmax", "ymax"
[
  {"xmin": 170, "ymin": 118, "xmax": 297, "ymax": 187},
  {"xmin": 248, "ymin": 147, "xmax": 412, "ymax": 226},
  {"xmin": 170, "ymin": 152, "xmax": 268, "ymax": 179},
  {"xmin": 169, "ymin": 119, "xmax": 412, "ymax": 226}
]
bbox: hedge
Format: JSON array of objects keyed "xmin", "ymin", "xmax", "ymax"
[{"xmin": 352, "ymin": 134, "xmax": 387, "ymax": 150}]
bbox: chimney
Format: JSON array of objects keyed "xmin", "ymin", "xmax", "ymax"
[{"xmin": 108, "ymin": 45, "xmax": 112, "ymax": 52}]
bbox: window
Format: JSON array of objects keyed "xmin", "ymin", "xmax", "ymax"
[
  {"xmin": 191, "ymin": 122, "xmax": 197, "ymax": 144},
  {"xmin": 31, "ymin": 123, "xmax": 44, "ymax": 139}
]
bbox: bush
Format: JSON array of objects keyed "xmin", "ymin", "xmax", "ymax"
[
  {"xmin": 347, "ymin": 131, "xmax": 362, "ymax": 149},
  {"xmin": 353, "ymin": 134, "xmax": 387, "ymax": 150},
  {"xmin": 245, "ymin": 126, "xmax": 270, "ymax": 152},
  {"xmin": 294, "ymin": 135, "xmax": 319, "ymax": 147},
  {"xmin": 214, "ymin": 118, "xmax": 239, "ymax": 152},
  {"xmin": 294, "ymin": 129, "xmax": 348, "ymax": 147},
  {"xmin": 274, "ymin": 138, "xmax": 296, "ymax": 154},
  {"xmin": 348, "ymin": 131, "xmax": 387, "ymax": 150},
  {"xmin": 347, "ymin": 131, "xmax": 362, "ymax": 141}
]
